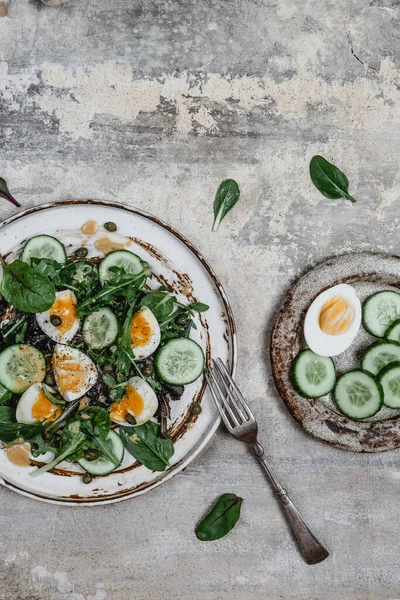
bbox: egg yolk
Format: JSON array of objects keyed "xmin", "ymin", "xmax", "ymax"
[
  {"xmin": 319, "ymin": 295, "xmax": 355, "ymax": 335},
  {"xmin": 50, "ymin": 294, "xmax": 77, "ymax": 335},
  {"xmin": 110, "ymin": 386, "xmax": 144, "ymax": 422},
  {"xmin": 130, "ymin": 310, "xmax": 152, "ymax": 348},
  {"xmin": 53, "ymin": 351, "xmax": 95, "ymax": 395},
  {"xmin": 32, "ymin": 390, "xmax": 62, "ymax": 423}
]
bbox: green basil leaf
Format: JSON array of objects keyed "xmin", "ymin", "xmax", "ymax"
[
  {"xmin": 0, "ymin": 259, "xmax": 56, "ymax": 312},
  {"xmin": 120, "ymin": 421, "xmax": 174, "ymax": 471},
  {"xmin": 0, "ymin": 177, "xmax": 20, "ymax": 208},
  {"xmin": 212, "ymin": 179, "xmax": 240, "ymax": 232},
  {"xmin": 196, "ymin": 493, "xmax": 243, "ymax": 541},
  {"xmin": 187, "ymin": 302, "xmax": 209, "ymax": 313},
  {"xmin": 309, "ymin": 155, "xmax": 356, "ymax": 203}
]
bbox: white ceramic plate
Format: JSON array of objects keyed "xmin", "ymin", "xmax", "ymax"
[{"xmin": 0, "ymin": 201, "xmax": 236, "ymax": 505}]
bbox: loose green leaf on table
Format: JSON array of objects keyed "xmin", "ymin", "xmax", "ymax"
[
  {"xmin": 196, "ymin": 493, "xmax": 243, "ymax": 541},
  {"xmin": 0, "ymin": 258, "xmax": 56, "ymax": 313},
  {"xmin": 212, "ymin": 179, "xmax": 240, "ymax": 232},
  {"xmin": 309, "ymin": 155, "xmax": 356, "ymax": 203},
  {"xmin": 120, "ymin": 421, "xmax": 174, "ymax": 471},
  {"xmin": 0, "ymin": 177, "xmax": 20, "ymax": 208}
]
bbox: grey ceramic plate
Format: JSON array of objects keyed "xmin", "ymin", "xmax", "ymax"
[{"xmin": 271, "ymin": 252, "xmax": 400, "ymax": 453}]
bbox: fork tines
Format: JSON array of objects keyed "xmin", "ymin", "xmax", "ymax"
[{"xmin": 206, "ymin": 358, "xmax": 254, "ymax": 429}]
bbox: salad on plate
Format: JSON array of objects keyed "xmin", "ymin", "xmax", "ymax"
[{"xmin": 0, "ymin": 230, "xmax": 208, "ymax": 482}]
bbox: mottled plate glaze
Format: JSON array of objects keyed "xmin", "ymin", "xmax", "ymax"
[
  {"xmin": 271, "ymin": 252, "xmax": 400, "ymax": 452},
  {"xmin": 0, "ymin": 201, "xmax": 236, "ymax": 504}
]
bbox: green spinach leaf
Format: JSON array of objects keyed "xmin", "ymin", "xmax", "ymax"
[
  {"xmin": 31, "ymin": 258, "xmax": 63, "ymax": 281},
  {"xmin": 141, "ymin": 290, "xmax": 175, "ymax": 320},
  {"xmin": 196, "ymin": 493, "xmax": 243, "ymax": 541},
  {"xmin": 212, "ymin": 179, "xmax": 240, "ymax": 232},
  {"xmin": 79, "ymin": 406, "xmax": 111, "ymax": 439},
  {"xmin": 0, "ymin": 177, "xmax": 20, "ymax": 208},
  {"xmin": 29, "ymin": 433, "xmax": 57, "ymax": 457},
  {"xmin": 0, "ymin": 383, "xmax": 12, "ymax": 405},
  {"xmin": 0, "ymin": 258, "xmax": 56, "ymax": 313},
  {"xmin": 120, "ymin": 421, "xmax": 174, "ymax": 471},
  {"xmin": 0, "ymin": 420, "xmax": 41, "ymax": 443},
  {"xmin": 309, "ymin": 155, "xmax": 356, "ymax": 203},
  {"xmin": 187, "ymin": 302, "xmax": 209, "ymax": 313}
]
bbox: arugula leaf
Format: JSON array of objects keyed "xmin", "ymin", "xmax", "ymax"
[
  {"xmin": 0, "ymin": 313, "xmax": 30, "ymax": 345},
  {"xmin": 0, "ymin": 177, "xmax": 20, "ymax": 208},
  {"xmin": 120, "ymin": 421, "xmax": 174, "ymax": 471},
  {"xmin": 212, "ymin": 179, "xmax": 240, "ymax": 232},
  {"xmin": 309, "ymin": 155, "xmax": 356, "ymax": 203},
  {"xmin": 77, "ymin": 270, "xmax": 147, "ymax": 317},
  {"xmin": 79, "ymin": 406, "xmax": 111, "ymax": 439},
  {"xmin": 187, "ymin": 302, "xmax": 209, "ymax": 313},
  {"xmin": 0, "ymin": 258, "xmax": 56, "ymax": 313},
  {"xmin": 30, "ymin": 258, "xmax": 63, "ymax": 281},
  {"xmin": 30, "ymin": 421, "xmax": 86, "ymax": 477},
  {"xmin": 29, "ymin": 433, "xmax": 57, "ymax": 457},
  {"xmin": 196, "ymin": 493, "xmax": 243, "ymax": 541},
  {"xmin": 57, "ymin": 261, "xmax": 100, "ymax": 301}
]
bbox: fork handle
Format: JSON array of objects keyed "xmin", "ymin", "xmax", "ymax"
[{"xmin": 250, "ymin": 442, "xmax": 329, "ymax": 565}]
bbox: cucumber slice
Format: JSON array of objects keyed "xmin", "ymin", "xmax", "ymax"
[
  {"xmin": 0, "ymin": 345, "xmax": 46, "ymax": 393},
  {"xmin": 362, "ymin": 290, "xmax": 400, "ymax": 337},
  {"xmin": 21, "ymin": 235, "xmax": 67, "ymax": 265},
  {"xmin": 384, "ymin": 318, "xmax": 400, "ymax": 343},
  {"xmin": 99, "ymin": 250, "xmax": 142, "ymax": 285},
  {"xmin": 361, "ymin": 340, "xmax": 400, "ymax": 375},
  {"xmin": 83, "ymin": 308, "xmax": 119, "ymax": 350},
  {"xmin": 155, "ymin": 338, "xmax": 205, "ymax": 385},
  {"xmin": 377, "ymin": 361, "xmax": 400, "ymax": 408},
  {"xmin": 291, "ymin": 350, "xmax": 336, "ymax": 398},
  {"xmin": 334, "ymin": 370, "xmax": 383, "ymax": 419},
  {"xmin": 77, "ymin": 430, "xmax": 124, "ymax": 475}
]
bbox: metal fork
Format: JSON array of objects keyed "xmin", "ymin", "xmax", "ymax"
[{"xmin": 206, "ymin": 358, "xmax": 329, "ymax": 565}]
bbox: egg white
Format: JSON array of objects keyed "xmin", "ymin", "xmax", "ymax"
[
  {"xmin": 304, "ymin": 284, "xmax": 361, "ymax": 357},
  {"xmin": 111, "ymin": 376, "xmax": 158, "ymax": 427},
  {"xmin": 52, "ymin": 344, "xmax": 98, "ymax": 402},
  {"xmin": 36, "ymin": 290, "xmax": 80, "ymax": 343},
  {"xmin": 131, "ymin": 307, "xmax": 161, "ymax": 360},
  {"xmin": 16, "ymin": 383, "xmax": 58, "ymax": 424}
]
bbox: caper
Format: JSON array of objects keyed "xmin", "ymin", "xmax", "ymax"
[
  {"xmin": 104, "ymin": 221, "xmax": 117, "ymax": 232},
  {"xmin": 102, "ymin": 362, "xmax": 114, "ymax": 375},
  {"xmin": 75, "ymin": 247, "xmax": 88, "ymax": 258},
  {"xmin": 142, "ymin": 363, "xmax": 154, "ymax": 377},
  {"xmin": 176, "ymin": 314, "xmax": 188, "ymax": 326},
  {"xmin": 84, "ymin": 449, "xmax": 100, "ymax": 461},
  {"xmin": 125, "ymin": 414, "xmax": 137, "ymax": 425},
  {"xmin": 50, "ymin": 315, "xmax": 62, "ymax": 327},
  {"xmin": 189, "ymin": 402, "xmax": 202, "ymax": 415},
  {"xmin": 82, "ymin": 473, "xmax": 93, "ymax": 484}
]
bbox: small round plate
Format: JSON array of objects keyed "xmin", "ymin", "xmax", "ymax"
[
  {"xmin": 0, "ymin": 201, "xmax": 236, "ymax": 504},
  {"xmin": 271, "ymin": 252, "xmax": 400, "ymax": 453}
]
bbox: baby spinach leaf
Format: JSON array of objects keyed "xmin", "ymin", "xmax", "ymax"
[
  {"xmin": 187, "ymin": 302, "xmax": 209, "ymax": 313},
  {"xmin": 309, "ymin": 155, "xmax": 356, "ymax": 203},
  {"xmin": 141, "ymin": 290, "xmax": 175, "ymax": 320},
  {"xmin": 196, "ymin": 493, "xmax": 243, "ymax": 541},
  {"xmin": 120, "ymin": 421, "xmax": 174, "ymax": 471},
  {"xmin": 0, "ymin": 177, "xmax": 20, "ymax": 208},
  {"xmin": 0, "ymin": 383, "xmax": 12, "ymax": 405},
  {"xmin": 212, "ymin": 179, "xmax": 240, "ymax": 232},
  {"xmin": 0, "ymin": 419, "xmax": 41, "ymax": 443},
  {"xmin": 0, "ymin": 258, "xmax": 56, "ymax": 313}
]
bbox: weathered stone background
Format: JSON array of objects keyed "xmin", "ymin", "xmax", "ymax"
[{"xmin": 1, "ymin": 0, "xmax": 400, "ymax": 598}]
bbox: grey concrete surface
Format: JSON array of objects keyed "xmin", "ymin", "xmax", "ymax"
[{"xmin": 1, "ymin": 0, "xmax": 400, "ymax": 598}]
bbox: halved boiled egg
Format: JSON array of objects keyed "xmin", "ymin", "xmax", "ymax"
[
  {"xmin": 130, "ymin": 307, "xmax": 160, "ymax": 360},
  {"xmin": 52, "ymin": 344, "xmax": 97, "ymax": 401},
  {"xmin": 304, "ymin": 284, "xmax": 361, "ymax": 357},
  {"xmin": 36, "ymin": 290, "xmax": 80, "ymax": 343},
  {"xmin": 16, "ymin": 383, "xmax": 62, "ymax": 424},
  {"xmin": 110, "ymin": 376, "xmax": 158, "ymax": 426}
]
